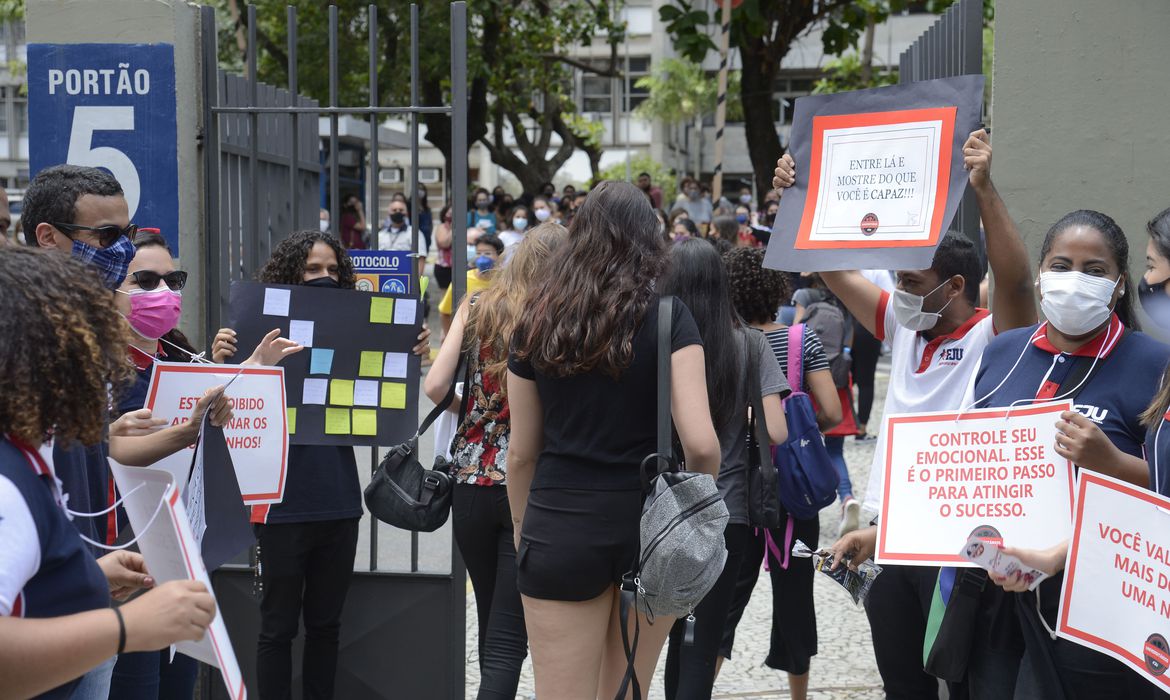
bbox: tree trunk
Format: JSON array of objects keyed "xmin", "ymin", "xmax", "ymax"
[
  {"xmin": 860, "ymin": 13, "xmax": 876, "ymax": 85},
  {"xmin": 738, "ymin": 35, "xmax": 783, "ymax": 197}
]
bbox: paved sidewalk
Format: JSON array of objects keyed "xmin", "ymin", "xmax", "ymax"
[{"xmin": 463, "ymin": 368, "xmax": 892, "ymax": 699}]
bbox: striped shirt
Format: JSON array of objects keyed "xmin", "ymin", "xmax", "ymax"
[{"xmin": 764, "ymin": 325, "xmax": 831, "ymax": 383}]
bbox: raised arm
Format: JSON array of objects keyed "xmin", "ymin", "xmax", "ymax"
[
  {"xmin": 424, "ymin": 297, "xmax": 470, "ymax": 412},
  {"xmin": 965, "ymin": 129, "xmax": 1036, "ymax": 331}
]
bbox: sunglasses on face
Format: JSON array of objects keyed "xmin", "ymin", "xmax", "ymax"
[
  {"xmin": 129, "ymin": 269, "xmax": 188, "ymax": 291},
  {"xmin": 52, "ymin": 222, "xmax": 138, "ymax": 248}
]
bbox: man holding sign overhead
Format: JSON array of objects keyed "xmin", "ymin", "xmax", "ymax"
[{"xmin": 774, "ymin": 104, "xmax": 1038, "ymax": 696}]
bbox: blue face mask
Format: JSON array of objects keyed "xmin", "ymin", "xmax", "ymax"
[
  {"xmin": 475, "ymin": 255, "xmax": 495, "ymax": 274},
  {"xmin": 70, "ymin": 235, "xmax": 136, "ymax": 290},
  {"xmin": 736, "ymin": 213, "xmax": 748, "ymax": 224}
]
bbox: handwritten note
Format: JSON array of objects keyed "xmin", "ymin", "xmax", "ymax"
[
  {"xmin": 359, "ymin": 351, "xmax": 384, "ymax": 378},
  {"xmin": 310, "ymin": 348, "xmax": 335, "ymax": 375},
  {"xmin": 370, "ymin": 297, "xmax": 395, "ymax": 324},
  {"xmin": 302, "ymin": 378, "xmax": 327, "ymax": 405},
  {"xmin": 353, "ymin": 409, "xmax": 378, "ymax": 436},
  {"xmin": 325, "ymin": 408, "xmax": 351, "ymax": 434},
  {"xmin": 394, "ymin": 298, "xmax": 417, "ymax": 325},
  {"xmin": 382, "ymin": 352, "xmax": 409, "ymax": 379},
  {"xmin": 329, "ymin": 379, "xmax": 355, "ymax": 406},
  {"xmin": 288, "ymin": 320, "xmax": 315, "ymax": 348},
  {"xmin": 353, "ymin": 380, "xmax": 379, "ymax": 407},
  {"xmin": 263, "ymin": 288, "xmax": 290, "ymax": 316},
  {"xmin": 381, "ymin": 382, "xmax": 408, "ymax": 410}
]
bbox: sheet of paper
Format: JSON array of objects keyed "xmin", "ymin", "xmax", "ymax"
[
  {"xmin": 309, "ymin": 348, "xmax": 334, "ymax": 375},
  {"xmin": 287, "ymin": 407, "xmax": 297, "ymax": 434},
  {"xmin": 359, "ymin": 351, "xmax": 384, "ymax": 378},
  {"xmin": 382, "ymin": 352, "xmax": 409, "ymax": 379},
  {"xmin": 370, "ymin": 297, "xmax": 395, "ymax": 324},
  {"xmin": 959, "ymin": 535, "xmax": 1048, "ymax": 591},
  {"xmin": 330, "ymin": 379, "xmax": 355, "ymax": 406},
  {"xmin": 325, "ymin": 408, "xmax": 351, "ymax": 434},
  {"xmin": 109, "ymin": 463, "xmax": 248, "ymax": 699},
  {"xmin": 353, "ymin": 380, "xmax": 379, "ymax": 407},
  {"xmin": 288, "ymin": 320, "xmax": 314, "ymax": 348},
  {"xmin": 302, "ymin": 378, "xmax": 327, "ymax": 405},
  {"xmin": 381, "ymin": 382, "xmax": 407, "ymax": 410},
  {"xmin": 394, "ymin": 298, "xmax": 417, "ymax": 325},
  {"xmin": 262, "ymin": 287, "xmax": 290, "ymax": 316},
  {"xmin": 185, "ymin": 434, "xmax": 208, "ymax": 551},
  {"xmin": 352, "ymin": 409, "xmax": 378, "ymax": 436}
]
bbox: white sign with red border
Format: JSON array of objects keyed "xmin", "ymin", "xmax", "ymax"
[
  {"xmin": 877, "ymin": 401, "xmax": 1076, "ymax": 567},
  {"xmin": 143, "ymin": 361, "xmax": 288, "ymax": 505},
  {"xmin": 110, "ymin": 461, "xmax": 247, "ymax": 700},
  {"xmin": 1059, "ymin": 470, "xmax": 1170, "ymax": 693}
]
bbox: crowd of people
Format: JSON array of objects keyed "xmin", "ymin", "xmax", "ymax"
[{"xmin": 5, "ymin": 124, "xmax": 1170, "ymax": 700}]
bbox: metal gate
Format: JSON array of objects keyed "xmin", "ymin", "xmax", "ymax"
[
  {"xmin": 199, "ymin": 4, "xmax": 469, "ymax": 698},
  {"xmin": 899, "ymin": 0, "xmax": 985, "ymax": 268}
]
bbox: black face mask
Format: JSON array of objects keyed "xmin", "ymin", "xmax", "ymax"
[
  {"xmin": 304, "ymin": 276, "xmax": 340, "ymax": 289},
  {"xmin": 389, "ymin": 212, "xmax": 406, "ymax": 225},
  {"xmin": 1140, "ymin": 276, "xmax": 1170, "ymax": 330}
]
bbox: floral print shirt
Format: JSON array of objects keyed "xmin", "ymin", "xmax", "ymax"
[{"xmin": 450, "ymin": 343, "xmax": 509, "ymax": 485}]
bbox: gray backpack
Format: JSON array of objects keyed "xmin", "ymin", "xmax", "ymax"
[
  {"xmin": 616, "ymin": 297, "xmax": 729, "ymax": 700},
  {"xmin": 803, "ymin": 291, "xmax": 851, "ymax": 389}
]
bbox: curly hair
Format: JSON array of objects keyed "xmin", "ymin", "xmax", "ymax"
[
  {"xmin": 0, "ymin": 248, "xmax": 134, "ymax": 446},
  {"xmin": 257, "ymin": 230, "xmax": 356, "ymax": 288},
  {"xmin": 512, "ymin": 180, "xmax": 669, "ymax": 379},
  {"xmin": 723, "ymin": 246, "xmax": 790, "ymax": 325},
  {"xmin": 464, "ymin": 223, "xmax": 569, "ymax": 389}
]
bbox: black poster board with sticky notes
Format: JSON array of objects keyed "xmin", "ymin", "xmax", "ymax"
[{"xmin": 227, "ymin": 281, "xmax": 421, "ymax": 446}]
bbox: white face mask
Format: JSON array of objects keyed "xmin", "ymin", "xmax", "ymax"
[
  {"xmin": 534, "ymin": 208, "xmax": 551, "ymax": 222},
  {"xmin": 892, "ymin": 279, "xmax": 954, "ymax": 332},
  {"xmin": 319, "ymin": 219, "xmax": 330, "ymax": 232},
  {"xmin": 1039, "ymin": 270, "xmax": 1120, "ymax": 336}
]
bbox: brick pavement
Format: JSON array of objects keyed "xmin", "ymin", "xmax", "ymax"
[{"xmin": 463, "ymin": 369, "xmax": 892, "ymax": 699}]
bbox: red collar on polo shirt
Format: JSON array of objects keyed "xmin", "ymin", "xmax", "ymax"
[
  {"xmin": 1030, "ymin": 314, "xmax": 1124, "ymax": 359},
  {"xmin": 914, "ymin": 308, "xmax": 991, "ymax": 374},
  {"xmin": 128, "ymin": 342, "xmax": 164, "ymax": 372}
]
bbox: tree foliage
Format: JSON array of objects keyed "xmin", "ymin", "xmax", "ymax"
[
  {"xmin": 595, "ymin": 153, "xmax": 677, "ymax": 204},
  {"xmin": 633, "ymin": 57, "xmax": 741, "ymax": 126},
  {"xmin": 657, "ymin": 0, "xmax": 991, "ymax": 193},
  {"xmin": 208, "ymin": 0, "xmax": 628, "ymax": 196}
]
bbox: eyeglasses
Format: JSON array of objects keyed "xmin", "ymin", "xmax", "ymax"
[
  {"xmin": 129, "ymin": 269, "xmax": 188, "ymax": 291},
  {"xmin": 52, "ymin": 222, "xmax": 138, "ymax": 248}
]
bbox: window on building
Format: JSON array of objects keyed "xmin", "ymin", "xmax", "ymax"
[
  {"xmin": 773, "ymin": 76, "xmax": 816, "ymax": 125},
  {"xmin": 581, "ymin": 74, "xmax": 611, "ymax": 113},
  {"xmin": 15, "ymin": 97, "xmax": 26, "ymax": 135},
  {"xmin": 0, "ymin": 87, "xmax": 9, "ymax": 135},
  {"xmin": 624, "ymin": 56, "xmax": 650, "ymax": 111}
]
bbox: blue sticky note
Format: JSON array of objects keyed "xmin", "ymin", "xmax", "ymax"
[{"xmin": 310, "ymin": 348, "xmax": 335, "ymax": 375}]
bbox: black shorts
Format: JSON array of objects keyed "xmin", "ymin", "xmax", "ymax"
[{"xmin": 516, "ymin": 487, "xmax": 642, "ymax": 602}]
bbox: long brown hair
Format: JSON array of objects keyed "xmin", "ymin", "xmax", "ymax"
[
  {"xmin": 465, "ymin": 223, "xmax": 569, "ymax": 386},
  {"xmin": 0, "ymin": 248, "xmax": 134, "ymax": 446},
  {"xmin": 512, "ymin": 181, "xmax": 669, "ymax": 379},
  {"xmin": 511, "ymin": 181, "xmax": 669, "ymax": 378}
]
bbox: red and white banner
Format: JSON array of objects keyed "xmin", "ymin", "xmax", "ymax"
[
  {"xmin": 144, "ymin": 361, "xmax": 288, "ymax": 505},
  {"xmin": 1059, "ymin": 470, "xmax": 1170, "ymax": 694},
  {"xmin": 877, "ymin": 401, "xmax": 1076, "ymax": 567}
]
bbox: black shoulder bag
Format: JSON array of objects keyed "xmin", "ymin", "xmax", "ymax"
[
  {"xmin": 745, "ymin": 329, "xmax": 781, "ymax": 529},
  {"xmin": 364, "ymin": 357, "xmax": 469, "ymax": 532}
]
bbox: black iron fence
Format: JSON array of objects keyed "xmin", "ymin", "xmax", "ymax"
[{"xmin": 899, "ymin": 0, "xmax": 985, "ymax": 267}]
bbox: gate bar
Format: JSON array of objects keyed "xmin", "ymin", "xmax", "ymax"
[
  {"xmin": 247, "ymin": 4, "xmax": 261, "ymax": 275},
  {"xmin": 328, "ymin": 5, "xmax": 339, "ymax": 240},
  {"xmin": 367, "ymin": 3, "xmax": 382, "ymax": 573},
  {"xmin": 287, "ymin": 6, "xmax": 298, "ymax": 240}
]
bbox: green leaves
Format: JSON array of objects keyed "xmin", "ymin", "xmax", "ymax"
[{"xmin": 658, "ymin": 2, "xmax": 715, "ymax": 63}]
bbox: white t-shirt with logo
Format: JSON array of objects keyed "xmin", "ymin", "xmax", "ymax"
[{"xmin": 862, "ymin": 291, "xmax": 996, "ymax": 512}]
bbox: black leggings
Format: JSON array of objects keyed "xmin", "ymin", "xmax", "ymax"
[
  {"xmin": 452, "ymin": 484, "xmax": 528, "ymax": 700},
  {"xmin": 663, "ymin": 524, "xmax": 752, "ymax": 700},
  {"xmin": 256, "ymin": 518, "xmax": 359, "ymax": 700},
  {"xmin": 852, "ymin": 319, "xmax": 882, "ymax": 427},
  {"xmin": 864, "ymin": 564, "xmax": 941, "ymax": 700},
  {"xmin": 721, "ymin": 517, "xmax": 819, "ymax": 675}
]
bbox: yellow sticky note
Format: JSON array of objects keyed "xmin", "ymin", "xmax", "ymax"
[
  {"xmin": 359, "ymin": 351, "xmax": 384, "ymax": 378},
  {"xmin": 287, "ymin": 407, "xmax": 297, "ymax": 434},
  {"xmin": 380, "ymin": 382, "xmax": 408, "ymax": 410},
  {"xmin": 370, "ymin": 297, "xmax": 395, "ymax": 324},
  {"xmin": 353, "ymin": 409, "xmax": 378, "ymax": 436},
  {"xmin": 330, "ymin": 379, "xmax": 355, "ymax": 406},
  {"xmin": 325, "ymin": 408, "xmax": 350, "ymax": 434}
]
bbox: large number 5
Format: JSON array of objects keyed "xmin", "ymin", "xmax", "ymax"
[{"xmin": 67, "ymin": 106, "xmax": 141, "ymax": 219}]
